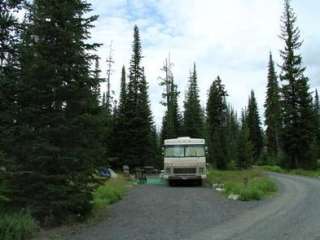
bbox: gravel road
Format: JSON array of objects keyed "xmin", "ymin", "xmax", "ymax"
[
  {"xmin": 66, "ymin": 173, "xmax": 320, "ymax": 240},
  {"xmin": 188, "ymin": 173, "xmax": 320, "ymax": 240},
  {"xmin": 66, "ymin": 183, "xmax": 262, "ymax": 240}
]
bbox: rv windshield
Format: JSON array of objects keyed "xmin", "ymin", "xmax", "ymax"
[
  {"xmin": 165, "ymin": 146, "xmax": 184, "ymax": 157},
  {"xmin": 185, "ymin": 145, "xmax": 205, "ymax": 157},
  {"xmin": 165, "ymin": 145, "xmax": 205, "ymax": 157}
]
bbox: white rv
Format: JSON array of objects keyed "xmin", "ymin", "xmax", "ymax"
[{"xmin": 163, "ymin": 137, "xmax": 207, "ymax": 186}]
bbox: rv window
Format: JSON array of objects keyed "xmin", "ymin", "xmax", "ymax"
[
  {"xmin": 185, "ymin": 145, "xmax": 205, "ymax": 157},
  {"xmin": 164, "ymin": 146, "xmax": 184, "ymax": 157},
  {"xmin": 164, "ymin": 145, "xmax": 205, "ymax": 157}
]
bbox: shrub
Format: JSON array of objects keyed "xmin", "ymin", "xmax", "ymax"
[
  {"xmin": 262, "ymin": 165, "xmax": 284, "ymax": 173},
  {"xmin": 0, "ymin": 210, "xmax": 39, "ymax": 240},
  {"xmin": 239, "ymin": 187, "xmax": 263, "ymax": 201},
  {"xmin": 93, "ymin": 177, "xmax": 127, "ymax": 209},
  {"xmin": 208, "ymin": 168, "xmax": 277, "ymax": 201},
  {"xmin": 0, "ymin": 182, "xmax": 10, "ymax": 207}
]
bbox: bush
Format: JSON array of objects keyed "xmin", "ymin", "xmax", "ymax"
[
  {"xmin": 0, "ymin": 182, "xmax": 10, "ymax": 207},
  {"xmin": 208, "ymin": 168, "xmax": 277, "ymax": 201},
  {"xmin": 0, "ymin": 210, "xmax": 39, "ymax": 240},
  {"xmin": 262, "ymin": 165, "xmax": 285, "ymax": 173},
  {"xmin": 261, "ymin": 165, "xmax": 320, "ymax": 177},
  {"xmin": 290, "ymin": 169, "xmax": 320, "ymax": 177},
  {"xmin": 93, "ymin": 176, "xmax": 128, "ymax": 209}
]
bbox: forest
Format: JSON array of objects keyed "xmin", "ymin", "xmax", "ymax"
[{"xmin": 0, "ymin": 0, "xmax": 319, "ymax": 231}]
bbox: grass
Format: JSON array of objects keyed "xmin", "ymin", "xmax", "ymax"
[
  {"xmin": 0, "ymin": 210, "xmax": 39, "ymax": 240},
  {"xmin": 261, "ymin": 165, "xmax": 285, "ymax": 173},
  {"xmin": 262, "ymin": 165, "xmax": 320, "ymax": 177},
  {"xmin": 207, "ymin": 168, "xmax": 277, "ymax": 201},
  {"xmin": 34, "ymin": 176, "xmax": 130, "ymax": 240},
  {"xmin": 92, "ymin": 176, "xmax": 129, "ymax": 210}
]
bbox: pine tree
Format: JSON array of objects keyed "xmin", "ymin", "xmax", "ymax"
[
  {"xmin": 264, "ymin": 53, "xmax": 281, "ymax": 160},
  {"xmin": 0, "ymin": 0, "xmax": 23, "ymax": 207},
  {"xmin": 314, "ymin": 89, "xmax": 320, "ymax": 114},
  {"xmin": 237, "ymin": 109, "xmax": 253, "ymax": 169},
  {"xmin": 279, "ymin": 0, "xmax": 316, "ymax": 169},
  {"xmin": 119, "ymin": 66, "xmax": 127, "ymax": 113},
  {"xmin": 225, "ymin": 105, "xmax": 240, "ymax": 166},
  {"xmin": 206, "ymin": 76, "xmax": 228, "ymax": 169},
  {"xmin": 313, "ymin": 89, "xmax": 320, "ymax": 158},
  {"xmin": 124, "ymin": 26, "xmax": 154, "ymax": 167},
  {"xmin": 183, "ymin": 63, "xmax": 204, "ymax": 138},
  {"xmin": 9, "ymin": 0, "xmax": 104, "ymax": 223},
  {"xmin": 247, "ymin": 90, "xmax": 263, "ymax": 162},
  {"xmin": 92, "ymin": 56, "xmax": 102, "ymax": 100},
  {"xmin": 112, "ymin": 65, "xmax": 128, "ymax": 166},
  {"xmin": 159, "ymin": 57, "xmax": 182, "ymax": 142},
  {"xmin": 0, "ymin": 0, "xmax": 22, "ymax": 162},
  {"xmin": 148, "ymin": 125, "xmax": 162, "ymax": 168}
]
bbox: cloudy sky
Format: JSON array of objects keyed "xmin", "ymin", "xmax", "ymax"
[{"xmin": 88, "ymin": 0, "xmax": 320, "ymax": 128}]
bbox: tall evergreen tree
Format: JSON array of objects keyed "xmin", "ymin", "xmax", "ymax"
[
  {"xmin": 119, "ymin": 66, "xmax": 127, "ymax": 113},
  {"xmin": 92, "ymin": 56, "xmax": 102, "ymax": 99},
  {"xmin": 206, "ymin": 76, "xmax": 228, "ymax": 169},
  {"xmin": 159, "ymin": 57, "xmax": 182, "ymax": 142},
  {"xmin": 0, "ymin": 0, "xmax": 23, "ymax": 206},
  {"xmin": 123, "ymin": 26, "xmax": 154, "ymax": 167},
  {"xmin": 247, "ymin": 90, "xmax": 263, "ymax": 161},
  {"xmin": 279, "ymin": 0, "xmax": 315, "ymax": 169},
  {"xmin": 313, "ymin": 89, "xmax": 320, "ymax": 159},
  {"xmin": 264, "ymin": 53, "xmax": 281, "ymax": 160},
  {"xmin": 237, "ymin": 109, "xmax": 253, "ymax": 169},
  {"xmin": 112, "ymin": 65, "xmax": 128, "ymax": 166},
  {"xmin": 183, "ymin": 63, "xmax": 204, "ymax": 138},
  {"xmin": 314, "ymin": 89, "xmax": 320, "ymax": 114},
  {"xmin": 0, "ymin": 0, "xmax": 22, "ymax": 161},
  {"xmin": 9, "ymin": 0, "xmax": 104, "ymax": 223},
  {"xmin": 225, "ymin": 105, "xmax": 240, "ymax": 166}
]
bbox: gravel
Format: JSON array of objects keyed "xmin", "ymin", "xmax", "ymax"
[
  {"xmin": 188, "ymin": 173, "xmax": 320, "ymax": 240},
  {"xmin": 66, "ymin": 183, "xmax": 263, "ymax": 240}
]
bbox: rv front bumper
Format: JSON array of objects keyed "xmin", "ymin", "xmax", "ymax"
[{"xmin": 164, "ymin": 175, "xmax": 207, "ymax": 180}]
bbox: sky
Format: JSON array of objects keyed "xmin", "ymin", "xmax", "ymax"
[{"xmin": 88, "ymin": 0, "xmax": 320, "ymax": 128}]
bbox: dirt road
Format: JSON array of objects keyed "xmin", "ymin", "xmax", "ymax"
[{"xmin": 66, "ymin": 173, "xmax": 320, "ymax": 240}]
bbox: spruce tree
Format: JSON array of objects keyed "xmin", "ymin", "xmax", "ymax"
[
  {"xmin": 279, "ymin": 0, "xmax": 315, "ymax": 169},
  {"xmin": 92, "ymin": 56, "xmax": 102, "ymax": 100},
  {"xmin": 112, "ymin": 66, "xmax": 127, "ymax": 166},
  {"xmin": 314, "ymin": 89, "xmax": 320, "ymax": 114},
  {"xmin": 264, "ymin": 53, "xmax": 281, "ymax": 160},
  {"xmin": 237, "ymin": 109, "xmax": 253, "ymax": 169},
  {"xmin": 183, "ymin": 63, "xmax": 204, "ymax": 138},
  {"xmin": 124, "ymin": 26, "xmax": 154, "ymax": 167},
  {"xmin": 247, "ymin": 90, "xmax": 263, "ymax": 162},
  {"xmin": 9, "ymin": 0, "xmax": 104, "ymax": 223},
  {"xmin": 159, "ymin": 57, "xmax": 182, "ymax": 142},
  {"xmin": 206, "ymin": 76, "xmax": 228, "ymax": 169},
  {"xmin": 0, "ymin": 0, "xmax": 22, "ymax": 161},
  {"xmin": 0, "ymin": 0, "xmax": 23, "ymax": 206},
  {"xmin": 313, "ymin": 89, "xmax": 320, "ymax": 158},
  {"xmin": 225, "ymin": 105, "xmax": 240, "ymax": 166}
]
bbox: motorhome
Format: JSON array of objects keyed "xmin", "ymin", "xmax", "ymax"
[{"xmin": 163, "ymin": 137, "xmax": 207, "ymax": 186}]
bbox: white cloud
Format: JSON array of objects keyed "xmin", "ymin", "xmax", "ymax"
[{"xmin": 88, "ymin": 0, "xmax": 320, "ymax": 128}]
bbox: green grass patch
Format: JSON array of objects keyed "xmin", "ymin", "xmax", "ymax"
[
  {"xmin": 261, "ymin": 165, "xmax": 320, "ymax": 177},
  {"xmin": 208, "ymin": 168, "xmax": 277, "ymax": 201},
  {"xmin": 289, "ymin": 169, "xmax": 320, "ymax": 177},
  {"xmin": 92, "ymin": 176, "xmax": 129, "ymax": 210},
  {"xmin": 261, "ymin": 165, "xmax": 285, "ymax": 173},
  {"xmin": 0, "ymin": 210, "xmax": 39, "ymax": 240}
]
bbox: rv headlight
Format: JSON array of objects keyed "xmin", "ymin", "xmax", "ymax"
[{"xmin": 199, "ymin": 167, "xmax": 205, "ymax": 174}]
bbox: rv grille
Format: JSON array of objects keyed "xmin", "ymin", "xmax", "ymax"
[{"xmin": 173, "ymin": 168, "xmax": 196, "ymax": 174}]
